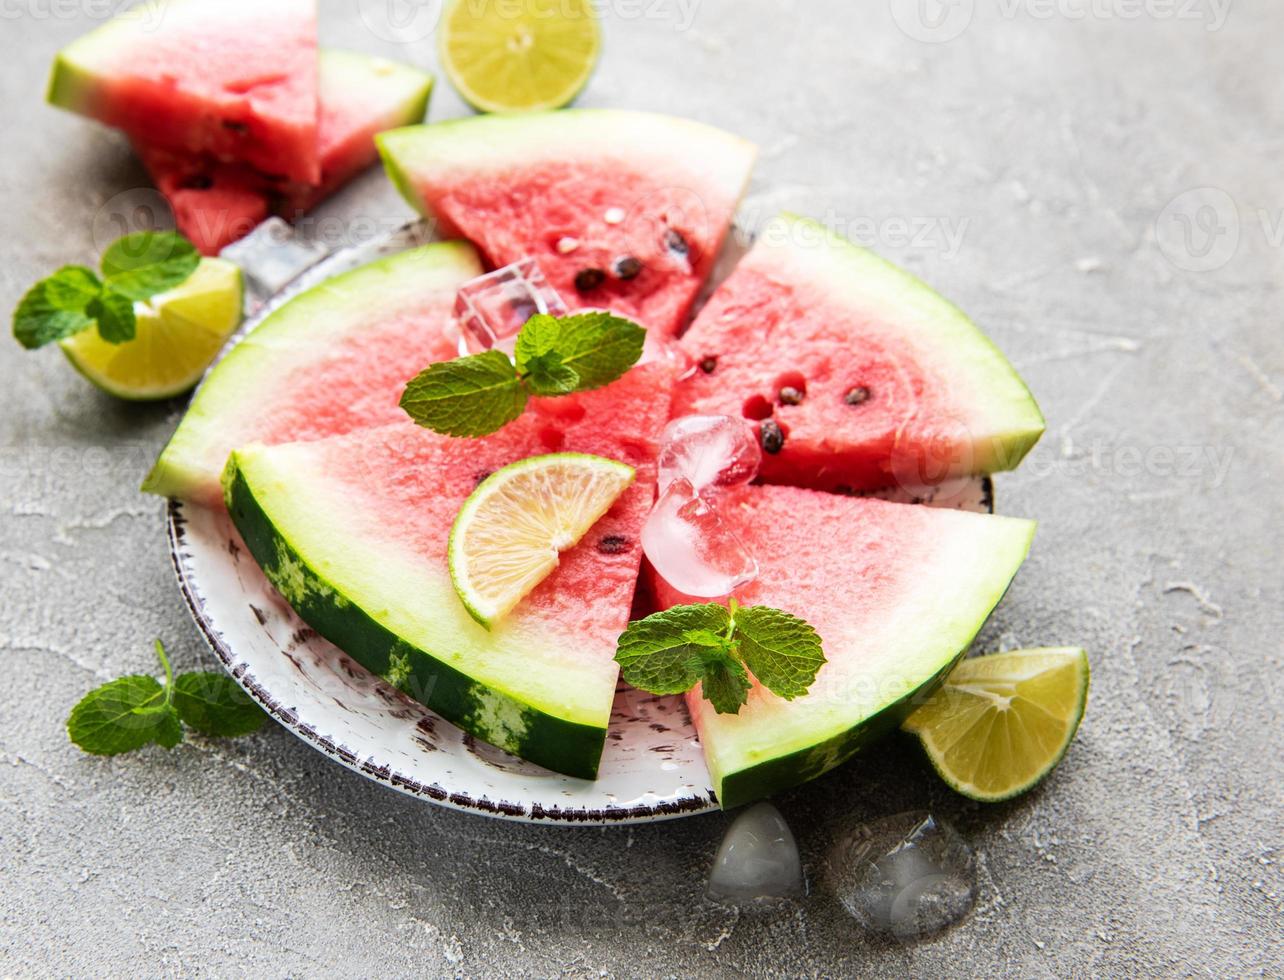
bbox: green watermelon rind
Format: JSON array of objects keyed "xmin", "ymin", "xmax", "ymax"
[
  {"xmin": 141, "ymin": 240, "xmax": 483, "ymax": 505},
  {"xmin": 376, "ymin": 109, "xmax": 758, "ymax": 226},
  {"xmin": 222, "ymin": 454, "xmax": 609, "ymax": 780},
  {"xmin": 704, "ymin": 513, "xmax": 1037, "ymax": 809}
]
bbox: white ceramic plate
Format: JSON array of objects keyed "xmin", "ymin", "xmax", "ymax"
[{"xmin": 168, "ymin": 220, "xmax": 994, "ymax": 824}]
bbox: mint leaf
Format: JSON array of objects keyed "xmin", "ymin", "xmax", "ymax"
[
  {"xmin": 400, "ymin": 350, "xmax": 528, "ymax": 437},
  {"xmin": 12, "ymin": 266, "xmax": 100, "ymax": 349},
  {"xmin": 173, "ymin": 673, "xmax": 266, "ymax": 737},
  {"xmin": 700, "ymin": 649, "xmax": 752, "ymax": 714},
  {"xmin": 513, "ymin": 313, "xmax": 561, "ymax": 367},
  {"xmin": 100, "ymin": 231, "xmax": 199, "ymax": 302},
  {"xmin": 614, "ymin": 603, "xmax": 733, "ymax": 694},
  {"xmin": 554, "ymin": 312, "xmax": 647, "ymax": 390},
  {"xmin": 66, "ymin": 675, "xmax": 181, "ymax": 755},
  {"xmin": 733, "ymin": 605, "xmax": 826, "ymax": 700},
  {"xmin": 523, "ymin": 353, "xmax": 580, "ymax": 396},
  {"xmin": 515, "ymin": 316, "xmax": 581, "ymax": 394},
  {"xmin": 88, "ymin": 287, "xmax": 137, "ymax": 344}
]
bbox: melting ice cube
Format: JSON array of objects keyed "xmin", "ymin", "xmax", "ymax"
[
  {"xmin": 657, "ymin": 415, "xmax": 761, "ymax": 496},
  {"xmin": 706, "ymin": 802, "xmax": 805, "ymax": 906},
  {"xmin": 455, "ymin": 257, "xmax": 569, "ymax": 355},
  {"xmin": 825, "ymin": 811, "xmax": 977, "ymax": 939},
  {"xmin": 641, "ymin": 477, "xmax": 758, "ymax": 598},
  {"xmin": 219, "ymin": 217, "xmax": 331, "ymax": 307}
]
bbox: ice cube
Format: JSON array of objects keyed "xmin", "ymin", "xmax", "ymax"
[
  {"xmin": 706, "ymin": 802, "xmax": 805, "ymax": 906},
  {"xmin": 657, "ymin": 415, "xmax": 761, "ymax": 496},
  {"xmin": 219, "ymin": 217, "xmax": 331, "ymax": 306},
  {"xmin": 641, "ymin": 477, "xmax": 758, "ymax": 598},
  {"xmin": 825, "ymin": 811, "xmax": 977, "ymax": 939},
  {"xmin": 455, "ymin": 258, "xmax": 569, "ymax": 355}
]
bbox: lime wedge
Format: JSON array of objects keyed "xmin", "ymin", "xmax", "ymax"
[
  {"xmin": 902, "ymin": 647, "xmax": 1090, "ymax": 802},
  {"xmin": 59, "ymin": 258, "xmax": 243, "ymax": 401},
  {"xmin": 439, "ymin": 0, "xmax": 600, "ymax": 113},
  {"xmin": 449, "ymin": 452, "xmax": 634, "ymax": 627}
]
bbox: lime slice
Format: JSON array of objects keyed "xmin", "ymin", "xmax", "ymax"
[
  {"xmin": 449, "ymin": 452, "xmax": 634, "ymax": 627},
  {"xmin": 439, "ymin": 0, "xmax": 600, "ymax": 113},
  {"xmin": 902, "ymin": 647, "xmax": 1090, "ymax": 802},
  {"xmin": 59, "ymin": 258, "xmax": 243, "ymax": 401}
]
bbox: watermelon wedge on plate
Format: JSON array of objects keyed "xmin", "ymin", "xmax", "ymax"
[
  {"xmin": 377, "ymin": 110, "xmax": 757, "ymax": 337},
  {"xmin": 675, "ymin": 213, "xmax": 1046, "ymax": 492},
  {"xmin": 47, "ymin": 0, "xmax": 322, "ymax": 185},
  {"xmin": 222, "ymin": 363, "xmax": 677, "ymax": 779},
  {"xmin": 136, "ymin": 50, "xmax": 435, "ymax": 255},
  {"xmin": 143, "ymin": 240, "xmax": 482, "ymax": 506},
  {"xmin": 649, "ymin": 485, "xmax": 1036, "ymax": 808}
]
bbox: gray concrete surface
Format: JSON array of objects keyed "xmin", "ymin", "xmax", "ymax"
[{"xmin": 2, "ymin": 1, "xmax": 1282, "ymax": 976}]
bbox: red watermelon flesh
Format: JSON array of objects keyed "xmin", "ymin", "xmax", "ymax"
[
  {"xmin": 144, "ymin": 242, "xmax": 484, "ymax": 506},
  {"xmin": 674, "ymin": 213, "xmax": 1045, "ymax": 492},
  {"xmin": 649, "ymin": 484, "xmax": 1036, "ymax": 807},
  {"xmin": 47, "ymin": 0, "xmax": 321, "ymax": 185},
  {"xmin": 135, "ymin": 51, "xmax": 434, "ymax": 255},
  {"xmin": 377, "ymin": 111, "xmax": 757, "ymax": 338}
]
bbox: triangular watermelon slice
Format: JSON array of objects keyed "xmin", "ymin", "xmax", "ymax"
[
  {"xmin": 143, "ymin": 241, "xmax": 483, "ymax": 506},
  {"xmin": 674, "ymin": 213, "xmax": 1046, "ymax": 492},
  {"xmin": 223, "ymin": 363, "xmax": 678, "ymax": 779},
  {"xmin": 136, "ymin": 50, "xmax": 435, "ymax": 255},
  {"xmin": 47, "ymin": 0, "xmax": 322, "ymax": 185},
  {"xmin": 649, "ymin": 485, "xmax": 1036, "ymax": 808},
  {"xmin": 377, "ymin": 110, "xmax": 757, "ymax": 337}
]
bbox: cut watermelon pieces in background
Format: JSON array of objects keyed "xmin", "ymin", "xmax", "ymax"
[
  {"xmin": 47, "ymin": 0, "xmax": 322, "ymax": 185},
  {"xmin": 675, "ymin": 213, "xmax": 1046, "ymax": 493},
  {"xmin": 222, "ymin": 362, "xmax": 679, "ymax": 779},
  {"xmin": 377, "ymin": 110, "xmax": 757, "ymax": 338},
  {"xmin": 143, "ymin": 241, "xmax": 483, "ymax": 506},
  {"xmin": 135, "ymin": 50, "xmax": 435, "ymax": 255},
  {"xmin": 649, "ymin": 485, "xmax": 1036, "ymax": 808}
]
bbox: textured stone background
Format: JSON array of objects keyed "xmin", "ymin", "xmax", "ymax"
[{"xmin": 2, "ymin": 1, "xmax": 1281, "ymax": 976}]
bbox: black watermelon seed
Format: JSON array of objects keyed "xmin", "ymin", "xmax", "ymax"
[
  {"xmin": 612, "ymin": 255, "xmax": 643, "ymax": 280},
  {"xmin": 844, "ymin": 385, "xmax": 872, "ymax": 406},
  {"xmin": 779, "ymin": 386, "xmax": 804, "ymax": 406},
  {"xmin": 179, "ymin": 174, "xmax": 214, "ymax": 190},
  {"xmin": 221, "ymin": 119, "xmax": 249, "ymax": 134},
  {"xmin": 760, "ymin": 420, "xmax": 785, "ymax": 454},
  {"xmin": 663, "ymin": 228, "xmax": 690, "ymax": 258},
  {"xmin": 699, "ymin": 356, "xmax": 718, "ymax": 374},
  {"xmin": 474, "ymin": 470, "xmax": 493, "ymax": 487},
  {"xmin": 574, "ymin": 268, "xmax": 606, "ymax": 292},
  {"xmin": 597, "ymin": 535, "xmax": 632, "ymax": 555}
]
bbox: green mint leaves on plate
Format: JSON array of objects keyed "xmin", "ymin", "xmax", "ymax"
[
  {"xmin": 67, "ymin": 640, "xmax": 267, "ymax": 756},
  {"xmin": 614, "ymin": 601, "xmax": 826, "ymax": 714},
  {"xmin": 13, "ymin": 231, "xmax": 199, "ymax": 350},
  {"xmin": 400, "ymin": 311, "xmax": 646, "ymax": 438}
]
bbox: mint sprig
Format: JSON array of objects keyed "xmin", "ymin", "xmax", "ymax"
[
  {"xmin": 614, "ymin": 601, "xmax": 826, "ymax": 714},
  {"xmin": 401, "ymin": 311, "xmax": 646, "ymax": 438},
  {"xmin": 12, "ymin": 231, "xmax": 199, "ymax": 350},
  {"xmin": 67, "ymin": 640, "xmax": 267, "ymax": 756}
]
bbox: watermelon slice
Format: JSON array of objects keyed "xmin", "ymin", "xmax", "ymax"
[
  {"xmin": 649, "ymin": 485, "xmax": 1036, "ymax": 808},
  {"xmin": 377, "ymin": 111, "xmax": 757, "ymax": 337},
  {"xmin": 136, "ymin": 50, "xmax": 434, "ymax": 255},
  {"xmin": 47, "ymin": 0, "xmax": 322, "ymax": 185},
  {"xmin": 674, "ymin": 213, "xmax": 1046, "ymax": 492},
  {"xmin": 222, "ymin": 363, "xmax": 677, "ymax": 778},
  {"xmin": 143, "ymin": 241, "xmax": 482, "ymax": 506}
]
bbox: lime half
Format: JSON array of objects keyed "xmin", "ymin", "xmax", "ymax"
[
  {"xmin": 439, "ymin": 0, "xmax": 600, "ymax": 113},
  {"xmin": 449, "ymin": 452, "xmax": 634, "ymax": 627},
  {"xmin": 60, "ymin": 258, "xmax": 243, "ymax": 401},
  {"xmin": 903, "ymin": 647, "xmax": 1090, "ymax": 802}
]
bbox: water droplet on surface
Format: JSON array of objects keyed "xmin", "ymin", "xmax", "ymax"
[
  {"xmin": 825, "ymin": 811, "xmax": 977, "ymax": 939},
  {"xmin": 642, "ymin": 477, "xmax": 758, "ymax": 598},
  {"xmin": 657, "ymin": 415, "xmax": 761, "ymax": 496},
  {"xmin": 556, "ymin": 236, "xmax": 580, "ymax": 254},
  {"xmin": 706, "ymin": 803, "xmax": 805, "ymax": 906},
  {"xmin": 604, "ymin": 207, "xmax": 626, "ymax": 225},
  {"xmin": 454, "ymin": 258, "xmax": 569, "ymax": 355}
]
